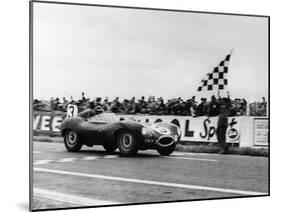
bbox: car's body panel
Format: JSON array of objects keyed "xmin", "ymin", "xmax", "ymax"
[{"xmin": 60, "ymin": 111, "xmax": 180, "ymax": 153}]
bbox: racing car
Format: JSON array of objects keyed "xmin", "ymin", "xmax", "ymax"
[{"xmin": 60, "ymin": 106, "xmax": 181, "ymax": 156}]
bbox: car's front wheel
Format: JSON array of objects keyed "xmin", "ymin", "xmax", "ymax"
[
  {"xmin": 64, "ymin": 130, "xmax": 83, "ymax": 152},
  {"xmin": 157, "ymin": 143, "xmax": 176, "ymax": 156},
  {"xmin": 117, "ymin": 131, "xmax": 138, "ymax": 156}
]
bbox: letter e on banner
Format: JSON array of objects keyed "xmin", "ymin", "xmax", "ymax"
[
  {"xmin": 41, "ymin": 115, "xmax": 51, "ymax": 131},
  {"xmin": 52, "ymin": 116, "xmax": 63, "ymax": 132}
]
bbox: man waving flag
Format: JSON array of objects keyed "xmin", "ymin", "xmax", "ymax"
[{"xmin": 197, "ymin": 51, "xmax": 233, "ymax": 92}]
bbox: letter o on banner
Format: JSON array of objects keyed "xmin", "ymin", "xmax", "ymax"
[
  {"xmin": 154, "ymin": 118, "xmax": 162, "ymax": 123},
  {"xmin": 171, "ymin": 119, "xmax": 180, "ymax": 127}
]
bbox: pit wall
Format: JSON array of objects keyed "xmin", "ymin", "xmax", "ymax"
[{"xmin": 33, "ymin": 112, "xmax": 268, "ymax": 148}]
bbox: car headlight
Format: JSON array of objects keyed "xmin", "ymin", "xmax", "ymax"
[{"xmin": 141, "ymin": 127, "xmax": 149, "ymax": 136}]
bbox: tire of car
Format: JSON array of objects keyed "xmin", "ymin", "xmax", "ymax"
[
  {"xmin": 157, "ymin": 143, "xmax": 176, "ymax": 156},
  {"xmin": 103, "ymin": 143, "xmax": 118, "ymax": 154},
  {"xmin": 64, "ymin": 130, "xmax": 83, "ymax": 152},
  {"xmin": 117, "ymin": 130, "xmax": 138, "ymax": 156}
]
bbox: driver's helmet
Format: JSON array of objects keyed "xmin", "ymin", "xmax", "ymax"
[{"xmin": 94, "ymin": 105, "xmax": 104, "ymax": 114}]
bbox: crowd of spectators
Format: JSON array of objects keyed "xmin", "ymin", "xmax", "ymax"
[
  {"xmin": 249, "ymin": 97, "xmax": 268, "ymax": 116},
  {"xmin": 33, "ymin": 92, "xmax": 267, "ymax": 117}
]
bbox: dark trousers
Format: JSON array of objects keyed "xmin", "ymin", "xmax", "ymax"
[{"xmin": 216, "ymin": 125, "xmax": 228, "ymax": 148}]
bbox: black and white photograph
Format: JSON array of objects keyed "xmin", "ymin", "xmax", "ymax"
[{"xmin": 30, "ymin": 1, "xmax": 269, "ymax": 211}]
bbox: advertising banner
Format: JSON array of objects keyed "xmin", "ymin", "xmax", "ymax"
[
  {"xmin": 117, "ymin": 115, "xmax": 240, "ymax": 143},
  {"xmin": 254, "ymin": 118, "xmax": 269, "ymax": 146},
  {"xmin": 33, "ymin": 112, "xmax": 65, "ymax": 134},
  {"xmin": 33, "ymin": 112, "xmax": 240, "ymax": 143},
  {"xmin": 33, "ymin": 112, "xmax": 269, "ymax": 146}
]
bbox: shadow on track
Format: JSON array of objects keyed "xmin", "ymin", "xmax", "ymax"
[{"xmin": 68, "ymin": 149, "xmax": 161, "ymax": 158}]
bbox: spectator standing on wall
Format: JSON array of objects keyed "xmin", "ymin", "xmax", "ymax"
[
  {"xmin": 184, "ymin": 99, "xmax": 192, "ymax": 116},
  {"xmin": 89, "ymin": 99, "xmax": 95, "ymax": 109},
  {"xmin": 239, "ymin": 99, "xmax": 247, "ymax": 115},
  {"xmin": 122, "ymin": 99, "xmax": 130, "ymax": 114},
  {"xmin": 197, "ymin": 98, "xmax": 208, "ymax": 116},
  {"xmin": 136, "ymin": 96, "xmax": 148, "ymax": 114},
  {"xmin": 208, "ymin": 95, "xmax": 220, "ymax": 116},
  {"xmin": 229, "ymin": 99, "xmax": 238, "ymax": 116},
  {"xmin": 217, "ymin": 91, "xmax": 231, "ymax": 154},
  {"xmin": 110, "ymin": 97, "xmax": 121, "ymax": 113},
  {"xmin": 50, "ymin": 97, "xmax": 55, "ymax": 111},
  {"xmin": 155, "ymin": 97, "xmax": 165, "ymax": 115},
  {"xmin": 53, "ymin": 97, "xmax": 60, "ymax": 111},
  {"xmin": 184, "ymin": 96, "xmax": 197, "ymax": 116},
  {"xmin": 190, "ymin": 102, "xmax": 197, "ymax": 117},
  {"xmin": 260, "ymin": 97, "xmax": 267, "ymax": 116},
  {"xmin": 81, "ymin": 92, "xmax": 86, "ymax": 102},
  {"xmin": 102, "ymin": 97, "xmax": 110, "ymax": 112},
  {"xmin": 127, "ymin": 97, "xmax": 136, "ymax": 114},
  {"xmin": 69, "ymin": 96, "xmax": 76, "ymax": 105},
  {"xmin": 62, "ymin": 97, "xmax": 69, "ymax": 112}
]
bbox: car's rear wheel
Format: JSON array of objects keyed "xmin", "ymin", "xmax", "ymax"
[
  {"xmin": 64, "ymin": 130, "xmax": 83, "ymax": 152},
  {"xmin": 103, "ymin": 143, "xmax": 118, "ymax": 154},
  {"xmin": 157, "ymin": 143, "xmax": 176, "ymax": 156},
  {"xmin": 117, "ymin": 131, "xmax": 138, "ymax": 156}
]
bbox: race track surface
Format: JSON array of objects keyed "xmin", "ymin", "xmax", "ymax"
[{"xmin": 32, "ymin": 142, "xmax": 268, "ymax": 210}]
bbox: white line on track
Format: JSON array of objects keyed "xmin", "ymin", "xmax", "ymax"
[
  {"xmin": 81, "ymin": 156, "xmax": 100, "ymax": 160},
  {"xmin": 34, "ymin": 155, "xmax": 119, "ymax": 165},
  {"xmin": 164, "ymin": 156, "xmax": 217, "ymax": 162},
  {"xmin": 56, "ymin": 158, "xmax": 77, "ymax": 163},
  {"xmin": 34, "ymin": 168, "xmax": 266, "ymax": 196},
  {"xmin": 34, "ymin": 188, "xmax": 120, "ymax": 206},
  {"xmin": 172, "ymin": 152, "xmax": 212, "ymax": 156},
  {"xmin": 34, "ymin": 160, "xmax": 53, "ymax": 165},
  {"xmin": 103, "ymin": 155, "xmax": 119, "ymax": 159}
]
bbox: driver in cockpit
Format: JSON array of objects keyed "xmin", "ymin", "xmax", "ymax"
[{"xmin": 78, "ymin": 106, "xmax": 104, "ymax": 119}]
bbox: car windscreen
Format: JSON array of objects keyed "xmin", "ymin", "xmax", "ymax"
[{"xmin": 88, "ymin": 113, "xmax": 119, "ymax": 123}]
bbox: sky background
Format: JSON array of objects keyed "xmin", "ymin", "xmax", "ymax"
[{"xmin": 33, "ymin": 3, "xmax": 268, "ymax": 102}]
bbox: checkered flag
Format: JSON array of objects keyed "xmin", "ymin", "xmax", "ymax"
[{"xmin": 197, "ymin": 52, "xmax": 232, "ymax": 91}]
